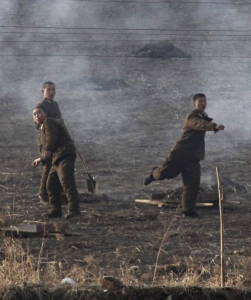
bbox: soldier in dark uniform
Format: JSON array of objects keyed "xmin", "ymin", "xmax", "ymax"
[
  {"xmin": 35, "ymin": 82, "xmax": 62, "ymax": 204},
  {"xmin": 143, "ymin": 93, "xmax": 225, "ymax": 218},
  {"xmin": 32, "ymin": 106, "xmax": 80, "ymax": 219}
]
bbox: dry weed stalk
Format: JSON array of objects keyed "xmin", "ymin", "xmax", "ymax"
[
  {"xmin": 0, "ymin": 236, "xmax": 105, "ymax": 287},
  {"xmin": 152, "ymin": 216, "xmax": 177, "ymax": 284},
  {"xmin": 0, "ymin": 238, "xmax": 38, "ymax": 285},
  {"xmin": 118, "ymin": 260, "xmax": 140, "ymax": 286},
  {"xmin": 0, "ymin": 237, "xmax": 59, "ymax": 286},
  {"xmin": 36, "ymin": 237, "xmax": 46, "ymax": 281},
  {"xmin": 216, "ymin": 167, "xmax": 225, "ymax": 288}
]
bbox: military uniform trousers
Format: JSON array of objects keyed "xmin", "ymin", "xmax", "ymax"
[
  {"xmin": 46, "ymin": 155, "xmax": 80, "ymax": 213},
  {"xmin": 39, "ymin": 160, "xmax": 52, "ymax": 201},
  {"xmin": 152, "ymin": 148, "xmax": 201, "ymax": 212}
]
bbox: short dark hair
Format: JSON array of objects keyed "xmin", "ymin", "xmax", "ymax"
[
  {"xmin": 193, "ymin": 93, "xmax": 206, "ymax": 102},
  {"xmin": 34, "ymin": 103, "xmax": 47, "ymax": 113},
  {"xmin": 42, "ymin": 81, "xmax": 55, "ymax": 90}
]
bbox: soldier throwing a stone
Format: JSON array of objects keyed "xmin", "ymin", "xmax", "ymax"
[{"xmin": 143, "ymin": 93, "xmax": 225, "ymax": 218}]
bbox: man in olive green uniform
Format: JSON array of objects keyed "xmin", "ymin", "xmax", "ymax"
[
  {"xmin": 35, "ymin": 82, "xmax": 62, "ymax": 204},
  {"xmin": 144, "ymin": 93, "xmax": 225, "ymax": 218},
  {"xmin": 32, "ymin": 106, "xmax": 80, "ymax": 219}
]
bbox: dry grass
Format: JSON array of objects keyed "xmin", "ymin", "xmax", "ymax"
[
  {"xmin": 0, "ymin": 205, "xmax": 251, "ymax": 299},
  {"xmin": 0, "ymin": 236, "xmax": 250, "ymax": 299}
]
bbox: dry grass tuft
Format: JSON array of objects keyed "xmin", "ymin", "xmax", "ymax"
[
  {"xmin": 0, "ymin": 236, "xmax": 250, "ymax": 299},
  {"xmin": 0, "ymin": 238, "xmax": 38, "ymax": 286}
]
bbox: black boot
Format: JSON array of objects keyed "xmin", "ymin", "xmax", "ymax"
[
  {"xmin": 65, "ymin": 209, "xmax": 81, "ymax": 219},
  {"xmin": 39, "ymin": 195, "xmax": 49, "ymax": 205},
  {"xmin": 43, "ymin": 209, "xmax": 62, "ymax": 219}
]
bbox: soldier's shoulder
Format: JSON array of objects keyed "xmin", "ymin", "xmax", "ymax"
[
  {"xmin": 54, "ymin": 100, "xmax": 61, "ymax": 110},
  {"xmin": 187, "ymin": 109, "xmax": 202, "ymax": 116},
  {"xmin": 44, "ymin": 118, "xmax": 58, "ymax": 126},
  {"xmin": 35, "ymin": 99, "xmax": 52, "ymax": 110},
  {"xmin": 184, "ymin": 110, "xmax": 203, "ymax": 122},
  {"xmin": 34, "ymin": 99, "xmax": 44, "ymax": 107},
  {"xmin": 186, "ymin": 109, "xmax": 197, "ymax": 117},
  {"xmin": 37, "ymin": 99, "xmax": 48, "ymax": 104}
]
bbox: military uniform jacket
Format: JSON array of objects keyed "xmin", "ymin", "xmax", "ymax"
[
  {"xmin": 36, "ymin": 98, "xmax": 61, "ymax": 119},
  {"xmin": 172, "ymin": 109, "xmax": 217, "ymax": 161},
  {"xmin": 39, "ymin": 118, "xmax": 76, "ymax": 165}
]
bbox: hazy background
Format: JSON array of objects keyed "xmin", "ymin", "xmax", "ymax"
[{"xmin": 0, "ymin": 0, "xmax": 251, "ymax": 198}]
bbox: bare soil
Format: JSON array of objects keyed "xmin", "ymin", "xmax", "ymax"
[
  {"xmin": 0, "ymin": 3, "xmax": 251, "ymax": 297},
  {"xmin": 1, "ymin": 56, "xmax": 251, "ymax": 298}
]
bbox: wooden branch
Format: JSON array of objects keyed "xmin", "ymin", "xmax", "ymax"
[
  {"xmin": 216, "ymin": 167, "xmax": 225, "ymax": 288},
  {"xmin": 135, "ymin": 199, "xmax": 166, "ymax": 208},
  {"xmin": 135, "ymin": 199, "xmax": 216, "ymax": 207}
]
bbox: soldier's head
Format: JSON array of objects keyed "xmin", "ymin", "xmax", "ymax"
[
  {"xmin": 193, "ymin": 93, "xmax": 207, "ymax": 112},
  {"xmin": 42, "ymin": 81, "xmax": 56, "ymax": 100},
  {"xmin": 33, "ymin": 107, "xmax": 47, "ymax": 124}
]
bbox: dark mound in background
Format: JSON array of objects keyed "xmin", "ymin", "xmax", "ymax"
[
  {"xmin": 133, "ymin": 41, "xmax": 191, "ymax": 58},
  {"xmin": 64, "ymin": 77, "xmax": 127, "ymax": 92},
  {"xmin": 85, "ymin": 77, "xmax": 127, "ymax": 91}
]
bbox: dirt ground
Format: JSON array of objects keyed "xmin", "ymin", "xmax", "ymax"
[
  {"xmin": 0, "ymin": 2, "xmax": 251, "ymax": 298},
  {"xmin": 1, "ymin": 61, "xmax": 251, "ymax": 293}
]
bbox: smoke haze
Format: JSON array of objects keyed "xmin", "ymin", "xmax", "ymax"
[{"xmin": 0, "ymin": 0, "xmax": 250, "ymax": 195}]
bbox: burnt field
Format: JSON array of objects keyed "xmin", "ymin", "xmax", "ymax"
[{"xmin": 0, "ymin": 1, "xmax": 251, "ymax": 299}]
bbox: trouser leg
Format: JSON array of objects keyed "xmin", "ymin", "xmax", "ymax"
[
  {"xmin": 153, "ymin": 150, "xmax": 183, "ymax": 181},
  {"xmin": 47, "ymin": 165, "xmax": 62, "ymax": 213},
  {"xmin": 181, "ymin": 161, "xmax": 201, "ymax": 212},
  {"xmin": 39, "ymin": 161, "xmax": 52, "ymax": 201},
  {"xmin": 57, "ymin": 156, "xmax": 80, "ymax": 212}
]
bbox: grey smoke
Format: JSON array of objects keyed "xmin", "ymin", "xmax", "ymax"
[{"xmin": 0, "ymin": 1, "xmax": 250, "ymax": 195}]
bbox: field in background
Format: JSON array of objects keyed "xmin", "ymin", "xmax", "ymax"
[{"xmin": 0, "ymin": 1, "xmax": 251, "ymax": 298}]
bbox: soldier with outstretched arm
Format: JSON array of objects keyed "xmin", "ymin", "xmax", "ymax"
[{"xmin": 143, "ymin": 93, "xmax": 225, "ymax": 218}]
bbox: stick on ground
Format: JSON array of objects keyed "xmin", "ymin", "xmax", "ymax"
[{"xmin": 216, "ymin": 167, "xmax": 225, "ymax": 288}]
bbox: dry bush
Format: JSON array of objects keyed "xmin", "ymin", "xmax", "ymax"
[
  {"xmin": 0, "ymin": 237, "xmax": 39, "ymax": 286},
  {"xmin": 0, "ymin": 238, "xmax": 103, "ymax": 288},
  {"xmin": 0, "ymin": 237, "xmax": 64, "ymax": 287},
  {"xmin": 0, "ymin": 233, "xmax": 250, "ymax": 296}
]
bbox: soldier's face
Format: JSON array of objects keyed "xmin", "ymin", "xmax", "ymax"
[
  {"xmin": 194, "ymin": 97, "xmax": 207, "ymax": 112},
  {"xmin": 42, "ymin": 84, "xmax": 56, "ymax": 100},
  {"xmin": 33, "ymin": 108, "xmax": 47, "ymax": 124}
]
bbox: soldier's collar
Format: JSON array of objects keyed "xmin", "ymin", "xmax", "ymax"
[
  {"xmin": 195, "ymin": 109, "xmax": 207, "ymax": 118},
  {"xmin": 44, "ymin": 98, "xmax": 55, "ymax": 104}
]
